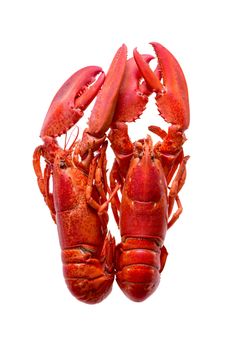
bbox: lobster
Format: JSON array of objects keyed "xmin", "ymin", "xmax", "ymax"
[
  {"xmin": 108, "ymin": 42, "xmax": 190, "ymax": 302},
  {"xmin": 33, "ymin": 42, "xmax": 189, "ymax": 304},
  {"xmin": 33, "ymin": 45, "xmax": 127, "ymax": 303}
]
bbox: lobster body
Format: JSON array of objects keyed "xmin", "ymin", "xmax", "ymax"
[
  {"xmin": 109, "ymin": 42, "xmax": 190, "ymax": 302},
  {"xmin": 116, "ymin": 138, "xmax": 168, "ymax": 301}
]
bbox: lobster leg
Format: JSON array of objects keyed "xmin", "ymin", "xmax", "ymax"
[
  {"xmin": 86, "ymin": 148, "xmax": 120, "ymax": 232},
  {"xmin": 160, "ymin": 245, "xmax": 168, "ymax": 273},
  {"xmin": 168, "ymin": 156, "xmax": 189, "ymax": 217},
  {"xmin": 94, "ymin": 142, "xmax": 108, "ymax": 203},
  {"xmin": 85, "ymin": 155, "xmax": 109, "ymax": 230},
  {"xmin": 167, "ymin": 156, "xmax": 189, "ymax": 228},
  {"xmin": 43, "ymin": 164, "xmax": 56, "ymax": 222},
  {"xmin": 168, "ymin": 196, "xmax": 183, "ymax": 229},
  {"xmin": 33, "ymin": 146, "xmax": 46, "ymax": 199},
  {"xmin": 148, "ymin": 125, "xmax": 185, "ymax": 184},
  {"xmin": 33, "ymin": 146, "xmax": 56, "ymax": 221},
  {"xmin": 109, "ymin": 160, "xmax": 123, "ymax": 226}
]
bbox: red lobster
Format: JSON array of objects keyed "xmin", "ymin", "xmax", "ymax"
[
  {"xmin": 33, "ymin": 45, "xmax": 127, "ymax": 303},
  {"xmin": 109, "ymin": 42, "xmax": 190, "ymax": 302}
]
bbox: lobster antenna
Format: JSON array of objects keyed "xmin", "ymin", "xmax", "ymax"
[
  {"xmin": 64, "ymin": 132, "xmax": 68, "ymax": 150},
  {"xmin": 64, "ymin": 126, "xmax": 79, "ymax": 150}
]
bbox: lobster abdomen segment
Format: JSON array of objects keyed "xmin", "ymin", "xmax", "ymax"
[
  {"xmin": 116, "ymin": 238, "xmax": 167, "ymax": 302},
  {"xmin": 62, "ymin": 234, "xmax": 115, "ymax": 304}
]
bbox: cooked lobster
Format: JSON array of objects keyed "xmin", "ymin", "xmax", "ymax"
[
  {"xmin": 109, "ymin": 42, "xmax": 189, "ymax": 301},
  {"xmin": 33, "ymin": 45, "xmax": 127, "ymax": 303}
]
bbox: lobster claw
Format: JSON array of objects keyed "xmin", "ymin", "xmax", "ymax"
[
  {"xmin": 133, "ymin": 42, "xmax": 190, "ymax": 130},
  {"xmin": 40, "ymin": 66, "xmax": 105, "ymax": 138},
  {"xmin": 112, "ymin": 55, "xmax": 155, "ymax": 123},
  {"xmin": 78, "ymin": 44, "xmax": 128, "ymax": 157},
  {"xmin": 87, "ymin": 44, "xmax": 128, "ymax": 137}
]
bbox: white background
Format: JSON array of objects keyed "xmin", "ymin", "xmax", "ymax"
[{"xmin": 1, "ymin": 0, "xmax": 232, "ymax": 349}]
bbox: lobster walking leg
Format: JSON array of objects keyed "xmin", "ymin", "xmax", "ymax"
[
  {"xmin": 85, "ymin": 146, "xmax": 120, "ymax": 231},
  {"xmin": 168, "ymin": 156, "xmax": 189, "ymax": 217},
  {"xmin": 168, "ymin": 196, "xmax": 182, "ymax": 229},
  {"xmin": 93, "ymin": 142, "xmax": 109, "ymax": 202},
  {"xmin": 109, "ymin": 160, "xmax": 124, "ymax": 226},
  {"xmin": 33, "ymin": 146, "xmax": 56, "ymax": 221},
  {"xmin": 167, "ymin": 155, "xmax": 189, "ymax": 228}
]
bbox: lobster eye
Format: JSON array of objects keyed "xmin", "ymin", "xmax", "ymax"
[{"xmin": 59, "ymin": 159, "xmax": 67, "ymax": 169}]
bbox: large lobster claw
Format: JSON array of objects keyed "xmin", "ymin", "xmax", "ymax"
[
  {"xmin": 112, "ymin": 54, "xmax": 155, "ymax": 123},
  {"xmin": 133, "ymin": 42, "xmax": 190, "ymax": 130},
  {"xmin": 40, "ymin": 44, "xmax": 127, "ymax": 148},
  {"xmin": 78, "ymin": 44, "xmax": 127, "ymax": 156},
  {"xmin": 40, "ymin": 67, "xmax": 105, "ymax": 138},
  {"xmin": 86, "ymin": 44, "xmax": 127, "ymax": 138}
]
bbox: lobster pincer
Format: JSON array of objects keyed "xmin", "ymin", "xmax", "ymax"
[
  {"xmin": 33, "ymin": 45, "xmax": 127, "ymax": 303},
  {"xmin": 40, "ymin": 66, "xmax": 105, "ymax": 138}
]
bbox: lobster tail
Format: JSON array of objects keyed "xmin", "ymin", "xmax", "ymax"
[
  {"xmin": 63, "ymin": 255, "xmax": 114, "ymax": 304},
  {"xmin": 116, "ymin": 238, "xmax": 167, "ymax": 302},
  {"xmin": 62, "ymin": 234, "xmax": 115, "ymax": 304}
]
